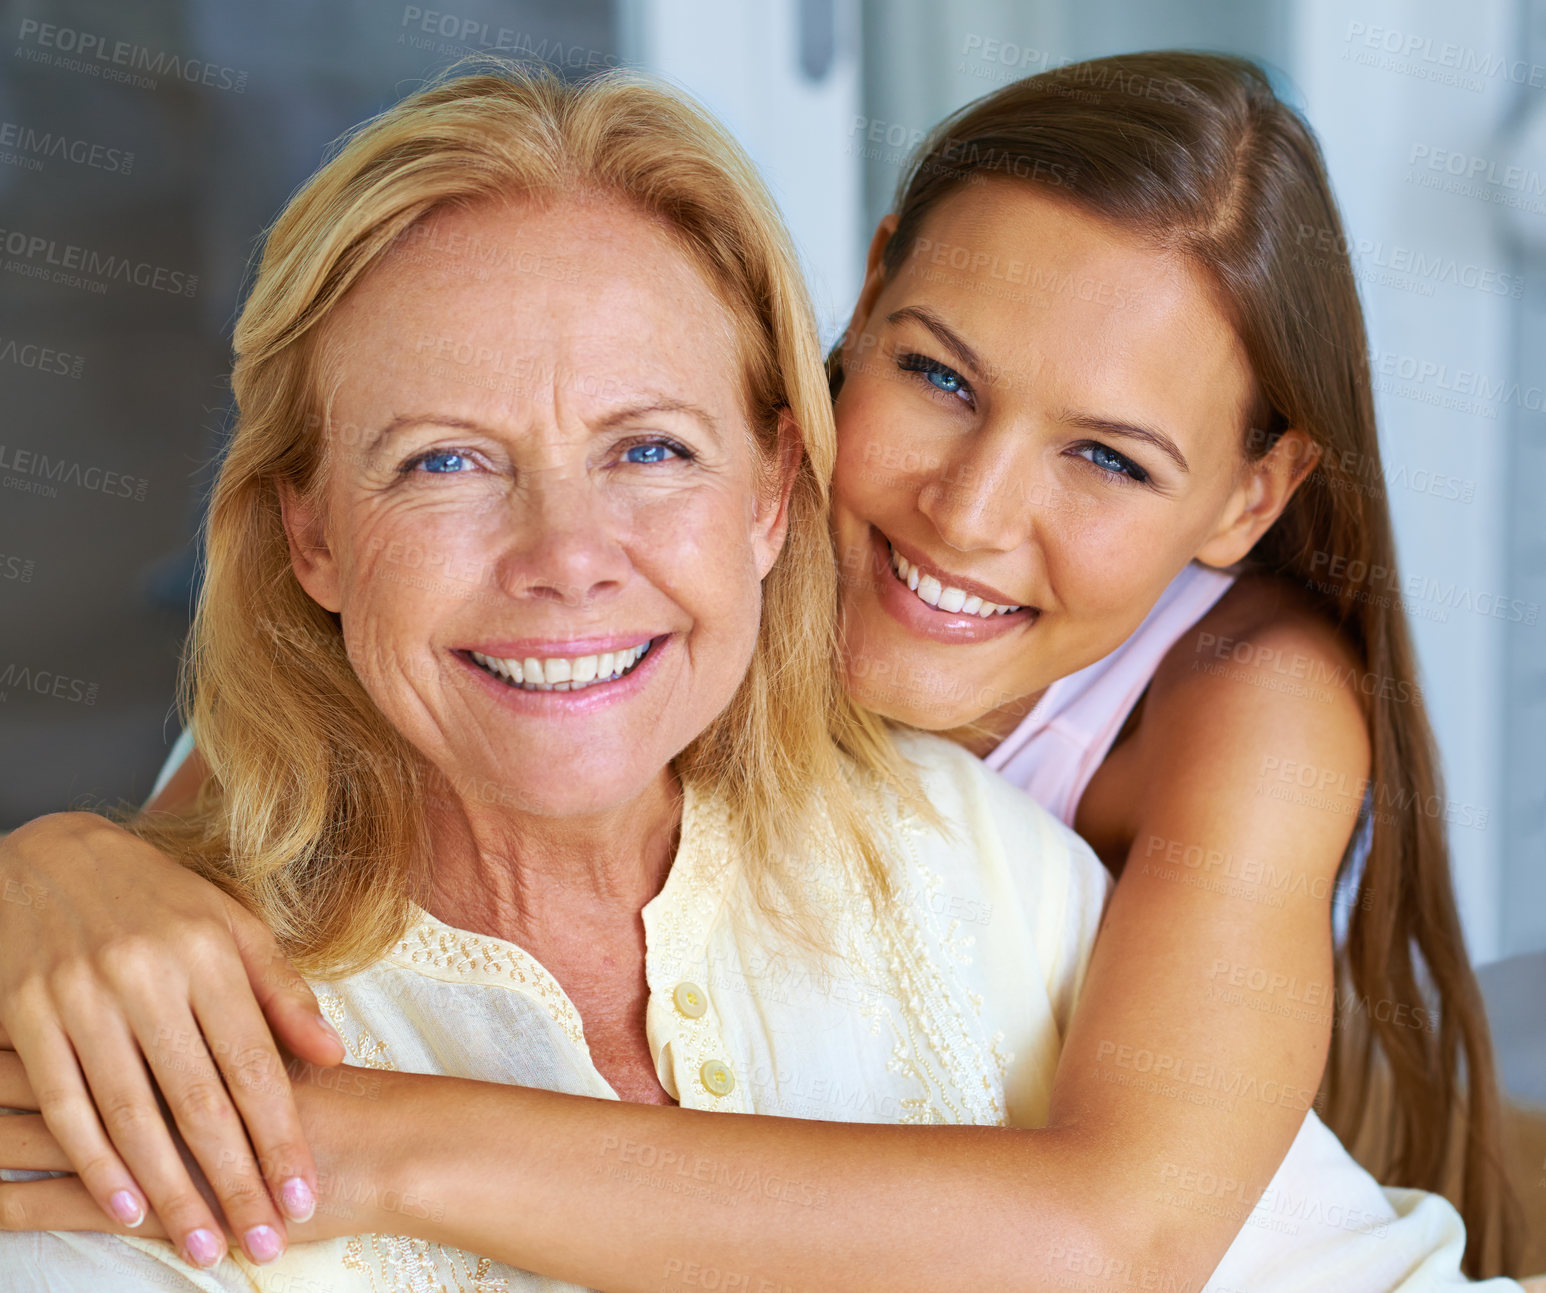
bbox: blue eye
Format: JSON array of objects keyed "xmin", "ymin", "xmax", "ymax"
[
  {"xmin": 410, "ymin": 450, "xmax": 471, "ymax": 474},
  {"xmin": 898, "ymin": 353, "xmax": 974, "ymax": 406},
  {"xmin": 622, "ymin": 441, "xmax": 685, "ymax": 465},
  {"xmin": 1076, "ymin": 442, "xmax": 1150, "ymax": 484}
]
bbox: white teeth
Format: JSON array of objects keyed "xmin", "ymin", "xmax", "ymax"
[
  {"xmin": 470, "ymin": 642, "xmax": 651, "ymax": 692},
  {"xmin": 886, "ymin": 543, "xmax": 1025, "ymax": 617}
]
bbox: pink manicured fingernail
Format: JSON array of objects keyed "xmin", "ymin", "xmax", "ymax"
[
  {"xmin": 184, "ymin": 1227, "xmax": 223, "ymax": 1268},
  {"xmin": 317, "ymin": 1012, "xmax": 345, "ymax": 1046},
  {"xmin": 244, "ymin": 1224, "xmax": 283, "ymax": 1264},
  {"xmin": 108, "ymin": 1190, "xmax": 145, "ymax": 1227},
  {"xmin": 280, "ymin": 1176, "xmax": 315, "ymax": 1222}
]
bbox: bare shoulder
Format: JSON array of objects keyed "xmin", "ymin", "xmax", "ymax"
[
  {"xmin": 1150, "ymin": 572, "xmax": 1368, "ymax": 724},
  {"xmin": 1151, "ymin": 571, "xmax": 1369, "ymax": 829},
  {"xmin": 1081, "ymin": 572, "xmax": 1372, "ymax": 875}
]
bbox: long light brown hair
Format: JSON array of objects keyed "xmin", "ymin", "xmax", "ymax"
[
  {"xmin": 869, "ymin": 50, "xmax": 1521, "ymax": 1277},
  {"xmin": 138, "ymin": 64, "xmax": 915, "ymax": 975}
]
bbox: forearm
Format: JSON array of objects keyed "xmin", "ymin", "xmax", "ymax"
[{"xmin": 363, "ymin": 1071, "xmax": 1203, "ymax": 1293}]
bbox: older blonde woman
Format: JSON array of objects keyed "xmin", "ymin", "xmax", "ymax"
[
  {"xmin": 0, "ymin": 68, "xmax": 1521, "ymax": 1293},
  {"xmin": 0, "ymin": 66, "xmax": 1106, "ymax": 1290}
]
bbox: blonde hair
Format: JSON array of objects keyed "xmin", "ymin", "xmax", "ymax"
[{"xmin": 138, "ymin": 64, "xmax": 916, "ymax": 975}]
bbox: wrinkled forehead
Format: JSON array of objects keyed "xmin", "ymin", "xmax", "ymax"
[{"xmin": 311, "ymin": 194, "xmax": 751, "ymax": 451}]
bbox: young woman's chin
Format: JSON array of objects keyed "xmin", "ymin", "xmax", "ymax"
[
  {"xmin": 833, "ymin": 563, "xmax": 1037, "ymax": 734},
  {"xmin": 844, "ymin": 666, "xmax": 969, "ymax": 731},
  {"xmin": 838, "ymin": 606, "xmax": 1024, "ymax": 733}
]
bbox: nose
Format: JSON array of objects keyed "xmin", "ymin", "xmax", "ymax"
[
  {"xmin": 917, "ymin": 421, "xmax": 1041, "ymax": 555},
  {"xmin": 493, "ymin": 466, "xmax": 630, "ymax": 606}
]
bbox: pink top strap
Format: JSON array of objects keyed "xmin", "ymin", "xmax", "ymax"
[{"xmin": 984, "ymin": 563, "xmax": 1237, "ymax": 826}]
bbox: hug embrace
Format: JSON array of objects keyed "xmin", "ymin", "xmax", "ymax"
[{"xmin": 0, "ymin": 49, "xmax": 1534, "ymax": 1293}]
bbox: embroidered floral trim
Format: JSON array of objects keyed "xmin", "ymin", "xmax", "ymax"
[
  {"xmin": 344, "ymin": 1233, "xmax": 510, "ymax": 1293},
  {"xmin": 388, "ymin": 914, "xmax": 587, "ymax": 1048},
  {"xmin": 317, "ymin": 991, "xmax": 397, "ymax": 1071}
]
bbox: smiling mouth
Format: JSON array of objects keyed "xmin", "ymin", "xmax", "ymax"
[
  {"xmin": 885, "ymin": 541, "xmax": 1028, "ymax": 617},
  {"xmin": 466, "ymin": 640, "xmax": 654, "ymax": 692}
]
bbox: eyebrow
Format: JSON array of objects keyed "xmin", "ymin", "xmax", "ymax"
[
  {"xmin": 364, "ymin": 414, "xmax": 482, "ymax": 460},
  {"xmin": 1057, "ymin": 410, "xmax": 1190, "ymax": 473},
  {"xmin": 595, "ymin": 398, "xmax": 720, "ymax": 435},
  {"xmin": 366, "ymin": 398, "xmax": 720, "ymax": 457},
  {"xmin": 885, "ymin": 306, "xmax": 984, "ymax": 376}
]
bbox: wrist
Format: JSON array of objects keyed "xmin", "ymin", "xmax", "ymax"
[
  {"xmin": 374, "ymin": 1070, "xmax": 463, "ymax": 1242},
  {"xmin": 292, "ymin": 1064, "xmax": 450, "ymax": 1243}
]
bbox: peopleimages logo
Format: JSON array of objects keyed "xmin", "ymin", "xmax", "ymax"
[
  {"xmin": 0, "ymin": 335, "xmax": 84, "ymax": 379},
  {"xmin": 1308, "ymin": 549, "xmax": 1539, "ymax": 627},
  {"xmin": 1405, "ymin": 144, "xmax": 1546, "ymax": 216},
  {"xmin": 0, "ymin": 227, "xmax": 197, "ymax": 298},
  {"xmin": 14, "ymin": 19, "xmax": 248, "ymax": 93},
  {"xmin": 1294, "ymin": 224, "xmax": 1523, "ymax": 298},
  {"xmin": 0, "ymin": 552, "xmax": 36, "ymax": 583},
  {"xmin": 1345, "ymin": 22, "xmax": 1546, "ymax": 91},
  {"xmin": 0, "ymin": 662, "xmax": 98, "ymax": 706},
  {"xmin": 1368, "ymin": 348, "xmax": 1546, "ymax": 417},
  {"xmin": 0, "ymin": 121, "xmax": 134, "ymax": 175},
  {"xmin": 0, "ymin": 444, "xmax": 149, "ymax": 502},
  {"xmin": 1409, "ymin": 144, "xmax": 1545, "ymax": 193}
]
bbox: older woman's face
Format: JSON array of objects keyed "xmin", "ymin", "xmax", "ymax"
[{"xmin": 283, "ymin": 196, "xmax": 790, "ymax": 818}]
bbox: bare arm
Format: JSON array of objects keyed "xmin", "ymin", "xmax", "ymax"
[
  {"xmin": 0, "ymin": 603, "xmax": 1369, "ymax": 1288},
  {"xmin": 1056, "ymin": 602, "xmax": 1370, "ymax": 1278}
]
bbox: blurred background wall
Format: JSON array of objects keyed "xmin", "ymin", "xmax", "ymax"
[{"xmin": 0, "ymin": 0, "xmax": 1540, "ymax": 969}]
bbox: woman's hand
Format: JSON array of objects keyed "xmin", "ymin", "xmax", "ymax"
[
  {"xmin": 0, "ymin": 812, "xmax": 347, "ymax": 1267},
  {"xmin": 0, "ymin": 1039, "xmax": 403, "ymax": 1251}
]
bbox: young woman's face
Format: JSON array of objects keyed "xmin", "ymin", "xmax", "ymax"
[{"xmin": 832, "ymin": 180, "xmax": 1273, "ymax": 745}]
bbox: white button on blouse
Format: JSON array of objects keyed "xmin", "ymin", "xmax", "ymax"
[{"xmin": 672, "ymin": 981, "xmax": 707, "ymax": 1019}]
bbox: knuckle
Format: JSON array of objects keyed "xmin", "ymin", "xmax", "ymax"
[
  {"xmin": 34, "ymin": 1085, "xmax": 83, "ymax": 1129},
  {"xmin": 155, "ymin": 1189, "xmax": 215, "ymax": 1231},
  {"xmin": 43, "ymin": 960, "xmax": 97, "ymax": 1002},
  {"xmin": 175, "ymin": 1081, "xmax": 237, "ymax": 1130},
  {"xmin": 225, "ymin": 1045, "xmax": 285, "ymax": 1096},
  {"xmin": 210, "ymin": 1174, "xmax": 268, "ymax": 1214},
  {"xmin": 100, "ymin": 1093, "xmax": 159, "ymax": 1138},
  {"xmin": 94, "ymin": 934, "xmax": 163, "ymax": 983},
  {"xmin": 183, "ymin": 924, "xmax": 242, "ymax": 971},
  {"xmin": 6, "ymin": 975, "xmax": 52, "ymax": 1016},
  {"xmin": 229, "ymin": 904, "xmax": 271, "ymax": 942},
  {"xmin": 281, "ymin": 971, "xmax": 315, "ymax": 1001},
  {"xmin": 256, "ymin": 1139, "xmax": 307, "ymax": 1183},
  {"xmin": 73, "ymin": 1149, "xmax": 125, "ymax": 1185}
]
